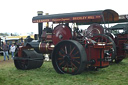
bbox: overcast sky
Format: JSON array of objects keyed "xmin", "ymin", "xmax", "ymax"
[{"xmin": 0, "ymin": 0, "xmax": 127, "ymax": 35}]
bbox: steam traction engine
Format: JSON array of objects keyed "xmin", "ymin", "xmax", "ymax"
[
  {"xmin": 108, "ymin": 23, "xmax": 128, "ymax": 63},
  {"xmin": 14, "ymin": 9, "xmax": 121, "ymax": 75}
]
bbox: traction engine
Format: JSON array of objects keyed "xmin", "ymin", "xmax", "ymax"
[
  {"xmin": 107, "ymin": 23, "xmax": 128, "ymax": 63},
  {"xmin": 14, "ymin": 9, "xmax": 123, "ymax": 75}
]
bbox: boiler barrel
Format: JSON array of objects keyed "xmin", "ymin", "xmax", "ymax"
[{"xmin": 26, "ymin": 42, "xmax": 53, "ymax": 54}]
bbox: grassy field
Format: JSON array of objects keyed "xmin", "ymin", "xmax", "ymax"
[{"xmin": 0, "ymin": 56, "xmax": 128, "ymax": 85}]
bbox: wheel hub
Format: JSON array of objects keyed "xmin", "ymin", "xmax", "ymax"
[{"xmin": 64, "ymin": 54, "xmax": 71, "ymax": 62}]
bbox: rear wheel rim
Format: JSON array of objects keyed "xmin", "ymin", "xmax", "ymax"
[{"xmin": 52, "ymin": 40, "xmax": 87, "ymax": 75}]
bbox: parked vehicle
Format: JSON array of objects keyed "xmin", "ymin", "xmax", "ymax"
[{"xmin": 14, "ymin": 9, "xmax": 127, "ymax": 75}]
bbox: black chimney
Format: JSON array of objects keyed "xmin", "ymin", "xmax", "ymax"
[{"xmin": 37, "ymin": 11, "xmax": 43, "ymax": 41}]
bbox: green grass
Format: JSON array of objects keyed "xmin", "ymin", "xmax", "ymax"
[{"xmin": 0, "ymin": 55, "xmax": 128, "ymax": 85}]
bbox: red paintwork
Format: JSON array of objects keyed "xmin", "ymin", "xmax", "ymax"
[
  {"xmin": 115, "ymin": 34, "xmax": 128, "ymax": 58},
  {"xmin": 85, "ymin": 43, "xmax": 112, "ymax": 67},
  {"xmin": 41, "ymin": 31, "xmax": 52, "ymax": 42},
  {"xmin": 41, "ymin": 31, "xmax": 46, "ymax": 41},
  {"xmin": 40, "ymin": 23, "xmax": 112, "ymax": 68},
  {"xmin": 17, "ymin": 46, "xmax": 31, "ymax": 57},
  {"xmin": 86, "ymin": 23, "xmax": 104, "ymax": 37},
  {"xmin": 52, "ymin": 24, "xmax": 72, "ymax": 45},
  {"xmin": 91, "ymin": 35, "xmax": 109, "ymax": 43},
  {"xmin": 39, "ymin": 43, "xmax": 54, "ymax": 54}
]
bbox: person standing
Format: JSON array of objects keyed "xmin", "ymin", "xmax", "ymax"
[
  {"xmin": 2, "ymin": 42, "xmax": 9, "ymax": 61},
  {"xmin": 10, "ymin": 44, "xmax": 16, "ymax": 59}
]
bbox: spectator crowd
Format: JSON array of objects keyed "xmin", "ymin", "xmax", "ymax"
[{"xmin": 0, "ymin": 42, "xmax": 16, "ymax": 61}]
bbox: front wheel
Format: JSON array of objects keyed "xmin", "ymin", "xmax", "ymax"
[{"xmin": 14, "ymin": 50, "xmax": 44, "ymax": 70}]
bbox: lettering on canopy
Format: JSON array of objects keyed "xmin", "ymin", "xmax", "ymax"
[{"xmin": 33, "ymin": 15, "xmax": 101, "ymax": 23}]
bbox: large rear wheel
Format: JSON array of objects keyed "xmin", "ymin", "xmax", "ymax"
[{"xmin": 52, "ymin": 40, "xmax": 87, "ymax": 75}]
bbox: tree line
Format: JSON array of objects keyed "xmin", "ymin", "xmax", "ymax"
[{"xmin": 0, "ymin": 33, "xmax": 19, "ymax": 36}]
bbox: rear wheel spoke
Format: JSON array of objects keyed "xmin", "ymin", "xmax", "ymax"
[
  {"xmin": 71, "ymin": 51, "xmax": 79, "ymax": 57},
  {"xmin": 57, "ymin": 57, "xmax": 63, "ymax": 60},
  {"xmin": 59, "ymin": 61, "xmax": 65, "ymax": 66},
  {"xmin": 59, "ymin": 51, "xmax": 65, "ymax": 57},
  {"xmin": 71, "ymin": 56, "xmax": 80, "ymax": 59},
  {"xmin": 69, "ymin": 47, "xmax": 76, "ymax": 55},
  {"xmin": 74, "ymin": 60, "xmax": 80, "ymax": 64}
]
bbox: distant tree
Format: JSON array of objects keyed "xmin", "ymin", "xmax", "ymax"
[
  {"xmin": 0, "ymin": 32, "xmax": 20, "ymax": 36},
  {"xmin": 10, "ymin": 33, "xmax": 20, "ymax": 36},
  {"xmin": 0, "ymin": 32, "xmax": 9, "ymax": 36},
  {"xmin": 27, "ymin": 32, "xmax": 34, "ymax": 36}
]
